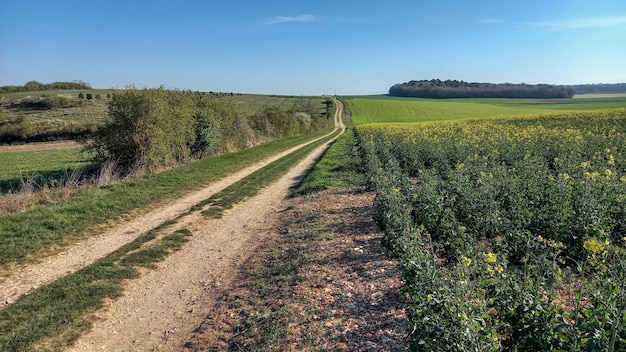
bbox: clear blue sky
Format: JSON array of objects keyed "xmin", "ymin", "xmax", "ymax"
[{"xmin": 1, "ymin": 0, "xmax": 625, "ymax": 95}]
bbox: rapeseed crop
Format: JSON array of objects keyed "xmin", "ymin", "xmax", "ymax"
[{"xmin": 359, "ymin": 109, "xmax": 626, "ymax": 351}]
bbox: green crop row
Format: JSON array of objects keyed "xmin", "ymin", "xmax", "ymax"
[{"xmin": 357, "ymin": 109, "xmax": 626, "ymax": 351}]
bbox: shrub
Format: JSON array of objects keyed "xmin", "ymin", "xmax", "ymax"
[
  {"xmin": 190, "ymin": 112, "xmax": 220, "ymax": 158},
  {"xmin": 90, "ymin": 88, "xmax": 199, "ymax": 173}
]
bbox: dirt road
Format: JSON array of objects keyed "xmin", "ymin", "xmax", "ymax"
[
  {"xmin": 0, "ymin": 98, "xmax": 345, "ymax": 350},
  {"xmin": 66, "ymin": 99, "xmax": 345, "ymax": 351}
]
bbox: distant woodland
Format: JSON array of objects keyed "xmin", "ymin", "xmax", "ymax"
[
  {"xmin": 0, "ymin": 81, "xmax": 92, "ymax": 94},
  {"xmin": 572, "ymin": 83, "xmax": 626, "ymax": 94},
  {"xmin": 389, "ymin": 79, "xmax": 576, "ymax": 99}
]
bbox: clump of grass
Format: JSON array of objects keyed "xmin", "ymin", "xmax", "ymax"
[
  {"xmin": 120, "ymin": 229, "xmax": 192, "ymax": 268},
  {"xmin": 0, "ymin": 173, "xmax": 85, "ymax": 215}
]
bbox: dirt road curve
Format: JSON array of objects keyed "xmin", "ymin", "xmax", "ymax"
[{"xmin": 0, "ymin": 98, "xmax": 344, "ymax": 350}]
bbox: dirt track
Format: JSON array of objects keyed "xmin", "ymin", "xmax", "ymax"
[
  {"xmin": 67, "ymin": 99, "xmax": 345, "ymax": 351},
  {"xmin": 0, "ymin": 99, "xmax": 345, "ymax": 350}
]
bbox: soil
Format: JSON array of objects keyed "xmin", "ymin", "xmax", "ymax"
[
  {"xmin": 185, "ymin": 188, "xmax": 410, "ymax": 351},
  {"xmin": 1, "ymin": 99, "xmax": 411, "ymax": 350}
]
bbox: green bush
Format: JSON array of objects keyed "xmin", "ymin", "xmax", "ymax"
[
  {"xmin": 91, "ymin": 88, "xmax": 196, "ymax": 173},
  {"xmin": 89, "ymin": 88, "xmax": 334, "ymax": 174}
]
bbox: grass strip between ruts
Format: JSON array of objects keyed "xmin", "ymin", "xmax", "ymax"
[{"xmin": 0, "ymin": 225, "xmax": 190, "ymax": 351}]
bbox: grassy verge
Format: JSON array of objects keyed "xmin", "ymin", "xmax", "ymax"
[
  {"xmin": 0, "ymin": 127, "xmax": 333, "ymax": 267},
  {"xmin": 230, "ymin": 219, "xmax": 334, "ymax": 351},
  {"xmin": 291, "ymin": 127, "xmax": 363, "ymax": 196}
]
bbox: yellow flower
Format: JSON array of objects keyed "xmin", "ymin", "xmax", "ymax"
[
  {"xmin": 580, "ymin": 161, "xmax": 590, "ymax": 168},
  {"xmin": 608, "ymin": 155, "xmax": 616, "ymax": 165},
  {"xmin": 584, "ymin": 237, "xmax": 607, "ymax": 256},
  {"xmin": 562, "ymin": 173, "xmax": 571, "ymax": 180},
  {"xmin": 483, "ymin": 253, "xmax": 497, "ymax": 263},
  {"xmin": 495, "ymin": 264, "xmax": 504, "ymax": 274},
  {"xmin": 461, "ymin": 256, "xmax": 472, "ymax": 267},
  {"xmin": 605, "ymin": 169, "xmax": 615, "ymax": 178}
]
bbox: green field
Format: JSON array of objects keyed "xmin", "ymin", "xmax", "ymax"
[
  {"xmin": 0, "ymin": 148, "xmax": 94, "ymax": 192},
  {"xmin": 345, "ymin": 94, "xmax": 626, "ymax": 124}
]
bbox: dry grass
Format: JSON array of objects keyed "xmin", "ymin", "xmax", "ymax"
[{"xmin": 0, "ymin": 162, "xmax": 118, "ymax": 215}]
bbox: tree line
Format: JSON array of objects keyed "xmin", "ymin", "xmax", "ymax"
[
  {"xmin": 572, "ymin": 83, "xmax": 626, "ymax": 94},
  {"xmin": 89, "ymin": 87, "xmax": 331, "ymax": 174},
  {"xmin": 389, "ymin": 79, "xmax": 575, "ymax": 99},
  {"xmin": 0, "ymin": 81, "xmax": 92, "ymax": 94}
]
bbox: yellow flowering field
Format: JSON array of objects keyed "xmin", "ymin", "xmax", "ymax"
[{"xmin": 358, "ymin": 109, "xmax": 626, "ymax": 350}]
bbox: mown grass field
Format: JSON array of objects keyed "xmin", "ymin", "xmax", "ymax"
[
  {"xmin": 345, "ymin": 94, "xmax": 626, "ymax": 124},
  {"xmin": 0, "ymin": 149, "xmax": 94, "ymax": 192},
  {"xmin": 350, "ymin": 95, "xmax": 626, "ymax": 350}
]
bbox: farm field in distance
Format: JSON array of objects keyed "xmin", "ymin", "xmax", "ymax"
[
  {"xmin": 345, "ymin": 94, "xmax": 626, "ymax": 124},
  {"xmin": 349, "ymin": 94, "xmax": 626, "ymax": 350}
]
